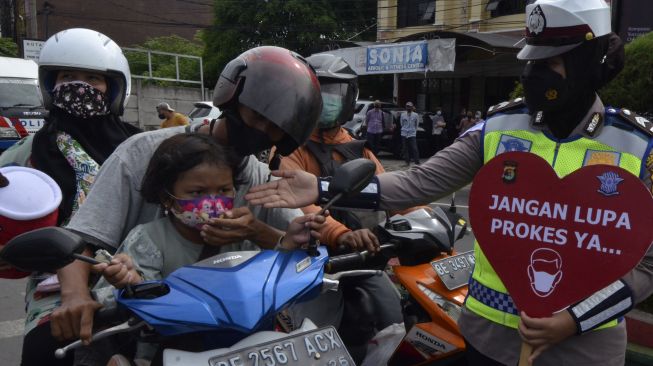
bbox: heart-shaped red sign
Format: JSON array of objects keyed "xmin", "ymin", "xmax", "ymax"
[{"xmin": 469, "ymin": 152, "xmax": 653, "ymax": 317}]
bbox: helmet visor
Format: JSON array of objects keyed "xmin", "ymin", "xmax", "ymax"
[
  {"xmin": 320, "ymin": 82, "xmax": 351, "ymax": 102},
  {"xmin": 317, "ymin": 83, "xmax": 349, "ymax": 129}
]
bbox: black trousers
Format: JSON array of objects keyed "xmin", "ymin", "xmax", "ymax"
[
  {"xmin": 21, "ymin": 322, "xmax": 74, "ymax": 366},
  {"xmin": 465, "ymin": 338, "xmax": 514, "ymax": 366}
]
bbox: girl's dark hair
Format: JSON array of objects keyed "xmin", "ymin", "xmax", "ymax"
[{"xmin": 140, "ymin": 133, "xmax": 238, "ymax": 204}]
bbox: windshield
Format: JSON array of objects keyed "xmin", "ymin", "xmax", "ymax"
[
  {"xmin": 0, "ymin": 78, "xmax": 42, "ymax": 108},
  {"xmin": 354, "ymin": 103, "xmax": 364, "ymax": 114},
  {"xmin": 188, "ymin": 106, "xmax": 211, "ymax": 118}
]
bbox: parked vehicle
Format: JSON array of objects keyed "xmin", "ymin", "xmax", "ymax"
[
  {"xmin": 0, "ymin": 57, "xmax": 47, "ymax": 152},
  {"xmin": 187, "ymin": 101, "xmax": 221, "ymax": 125}
]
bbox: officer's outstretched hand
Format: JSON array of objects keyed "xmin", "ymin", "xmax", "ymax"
[
  {"xmin": 518, "ymin": 310, "xmax": 576, "ymax": 364},
  {"xmin": 246, "ymin": 170, "xmax": 318, "ymax": 209}
]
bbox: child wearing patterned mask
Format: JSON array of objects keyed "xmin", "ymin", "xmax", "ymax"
[{"xmin": 92, "ymin": 133, "xmax": 325, "ymax": 289}]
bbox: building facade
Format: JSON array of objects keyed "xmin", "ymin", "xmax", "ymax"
[
  {"xmin": 23, "ymin": 0, "xmax": 212, "ymax": 46},
  {"xmin": 376, "ymin": 0, "xmax": 526, "ymax": 120}
]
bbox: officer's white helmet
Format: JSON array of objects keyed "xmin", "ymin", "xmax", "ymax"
[
  {"xmin": 38, "ymin": 28, "xmax": 131, "ymax": 116},
  {"xmin": 517, "ymin": 0, "xmax": 612, "ymax": 61}
]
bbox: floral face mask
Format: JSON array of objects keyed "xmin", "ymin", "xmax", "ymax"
[
  {"xmin": 52, "ymin": 81, "xmax": 110, "ymax": 118},
  {"xmin": 169, "ymin": 194, "xmax": 234, "ymax": 229}
]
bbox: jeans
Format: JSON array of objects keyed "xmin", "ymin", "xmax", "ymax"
[
  {"xmin": 366, "ymin": 132, "xmax": 382, "ymax": 155},
  {"xmin": 402, "ymin": 136, "xmax": 419, "ymax": 163}
]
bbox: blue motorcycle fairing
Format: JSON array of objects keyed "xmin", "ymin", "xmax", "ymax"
[{"xmin": 116, "ymin": 248, "xmax": 329, "ymax": 337}]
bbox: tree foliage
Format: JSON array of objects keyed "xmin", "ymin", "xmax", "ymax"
[
  {"xmin": 600, "ymin": 32, "xmax": 653, "ymax": 115},
  {"xmin": 124, "ymin": 34, "xmax": 204, "ymax": 87},
  {"xmin": 202, "ymin": 0, "xmax": 377, "ymax": 86},
  {"xmin": 0, "ymin": 37, "xmax": 18, "ymax": 57},
  {"xmin": 509, "ymin": 80, "xmax": 523, "ymax": 100}
]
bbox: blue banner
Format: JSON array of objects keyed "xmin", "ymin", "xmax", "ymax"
[{"xmin": 366, "ymin": 41, "xmax": 428, "ymax": 73}]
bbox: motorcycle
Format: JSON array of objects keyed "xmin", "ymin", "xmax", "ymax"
[
  {"xmin": 315, "ymin": 201, "xmax": 472, "ymax": 366},
  {"xmin": 1, "ymin": 159, "xmax": 379, "ymax": 366},
  {"xmin": 379, "ymin": 204, "xmax": 471, "ymax": 366},
  {"xmin": 2, "ymin": 159, "xmax": 472, "ymax": 366}
]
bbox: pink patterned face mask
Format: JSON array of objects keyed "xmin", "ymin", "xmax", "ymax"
[{"xmin": 169, "ymin": 194, "xmax": 234, "ymax": 229}]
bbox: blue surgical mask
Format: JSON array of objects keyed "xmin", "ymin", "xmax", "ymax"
[{"xmin": 317, "ymin": 93, "xmax": 343, "ymax": 129}]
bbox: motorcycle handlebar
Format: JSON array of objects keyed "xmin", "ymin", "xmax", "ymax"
[
  {"xmin": 94, "ymin": 303, "xmax": 128, "ymax": 326},
  {"xmin": 324, "ymin": 243, "xmax": 397, "ymax": 274}
]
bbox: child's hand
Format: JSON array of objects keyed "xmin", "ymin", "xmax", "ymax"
[
  {"xmin": 201, "ymin": 207, "xmax": 257, "ymax": 245},
  {"xmin": 280, "ymin": 213, "xmax": 327, "ymax": 250},
  {"xmin": 518, "ymin": 310, "xmax": 576, "ymax": 364},
  {"xmin": 91, "ymin": 253, "xmax": 142, "ymax": 289}
]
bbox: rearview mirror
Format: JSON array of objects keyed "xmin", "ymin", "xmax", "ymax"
[
  {"xmin": 328, "ymin": 158, "xmax": 376, "ymax": 197},
  {"xmin": 0, "ymin": 227, "xmax": 86, "ymax": 273}
]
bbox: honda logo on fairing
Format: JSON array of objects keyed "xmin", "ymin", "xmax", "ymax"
[{"xmin": 415, "ymin": 330, "xmax": 447, "ymax": 351}]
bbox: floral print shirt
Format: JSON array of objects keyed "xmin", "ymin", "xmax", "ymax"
[{"xmin": 23, "ymin": 132, "xmax": 100, "ymax": 335}]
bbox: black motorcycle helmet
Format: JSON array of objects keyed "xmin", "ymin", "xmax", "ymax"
[
  {"xmin": 213, "ymin": 46, "xmax": 322, "ymax": 155},
  {"xmin": 306, "ymin": 53, "xmax": 359, "ymax": 130}
]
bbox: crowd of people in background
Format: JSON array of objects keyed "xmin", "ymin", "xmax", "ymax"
[{"xmin": 363, "ymin": 101, "xmax": 489, "ymax": 160}]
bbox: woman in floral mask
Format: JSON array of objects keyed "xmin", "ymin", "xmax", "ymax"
[{"xmin": 0, "ymin": 28, "xmax": 140, "ymax": 366}]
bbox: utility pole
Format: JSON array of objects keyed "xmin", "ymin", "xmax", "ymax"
[
  {"xmin": 0, "ymin": 0, "xmax": 14, "ymax": 39},
  {"xmin": 14, "ymin": 0, "xmax": 25, "ymax": 56},
  {"xmin": 24, "ymin": 0, "xmax": 36, "ymax": 39},
  {"xmin": 39, "ymin": 1, "xmax": 52, "ymax": 39}
]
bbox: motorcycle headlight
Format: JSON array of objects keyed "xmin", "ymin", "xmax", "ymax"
[
  {"xmin": 417, "ymin": 283, "xmax": 462, "ymax": 322},
  {"xmin": 0, "ymin": 127, "xmax": 19, "ymax": 139}
]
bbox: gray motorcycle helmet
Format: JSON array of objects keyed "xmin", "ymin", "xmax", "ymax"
[
  {"xmin": 306, "ymin": 53, "xmax": 359, "ymax": 130},
  {"xmin": 212, "ymin": 46, "xmax": 322, "ymax": 155}
]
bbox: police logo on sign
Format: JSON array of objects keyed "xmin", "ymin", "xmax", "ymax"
[
  {"xmin": 597, "ymin": 172, "xmax": 624, "ymax": 197},
  {"xmin": 502, "ymin": 161, "xmax": 518, "ymax": 184}
]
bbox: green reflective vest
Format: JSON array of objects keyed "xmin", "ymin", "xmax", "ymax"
[{"xmin": 465, "ymin": 108, "xmax": 650, "ymax": 329}]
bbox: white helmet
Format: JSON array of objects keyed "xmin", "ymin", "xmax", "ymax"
[
  {"xmin": 38, "ymin": 28, "xmax": 131, "ymax": 116},
  {"xmin": 517, "ymin": 0, "xmax": 612, "ymax": 60}
]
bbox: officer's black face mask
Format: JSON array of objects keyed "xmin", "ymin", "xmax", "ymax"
[
  {"xmin": 224, "ymin": 109, "xmax": 273, "ymax": 157},
  {"xmin": 521, "ymin": 61, "xmax": 570, "ymax": 113}
]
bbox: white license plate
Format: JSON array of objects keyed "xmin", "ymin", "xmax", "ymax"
[
  {"xmin": 208, "ymin": 326, "xmax": 354, "ymax": 366},
  {"xmin": 430, "ymin": 251, "xmax": 475, "ymax": 290}
]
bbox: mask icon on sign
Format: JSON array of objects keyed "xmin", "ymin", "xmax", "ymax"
[{"xmin": 527, "ymin": 248, "xmax": 563, "ymax": 297}]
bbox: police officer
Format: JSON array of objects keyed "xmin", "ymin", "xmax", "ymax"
[{"xmin": 245, "ymin": 1, "xmax": 653, "ymax": 365}]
